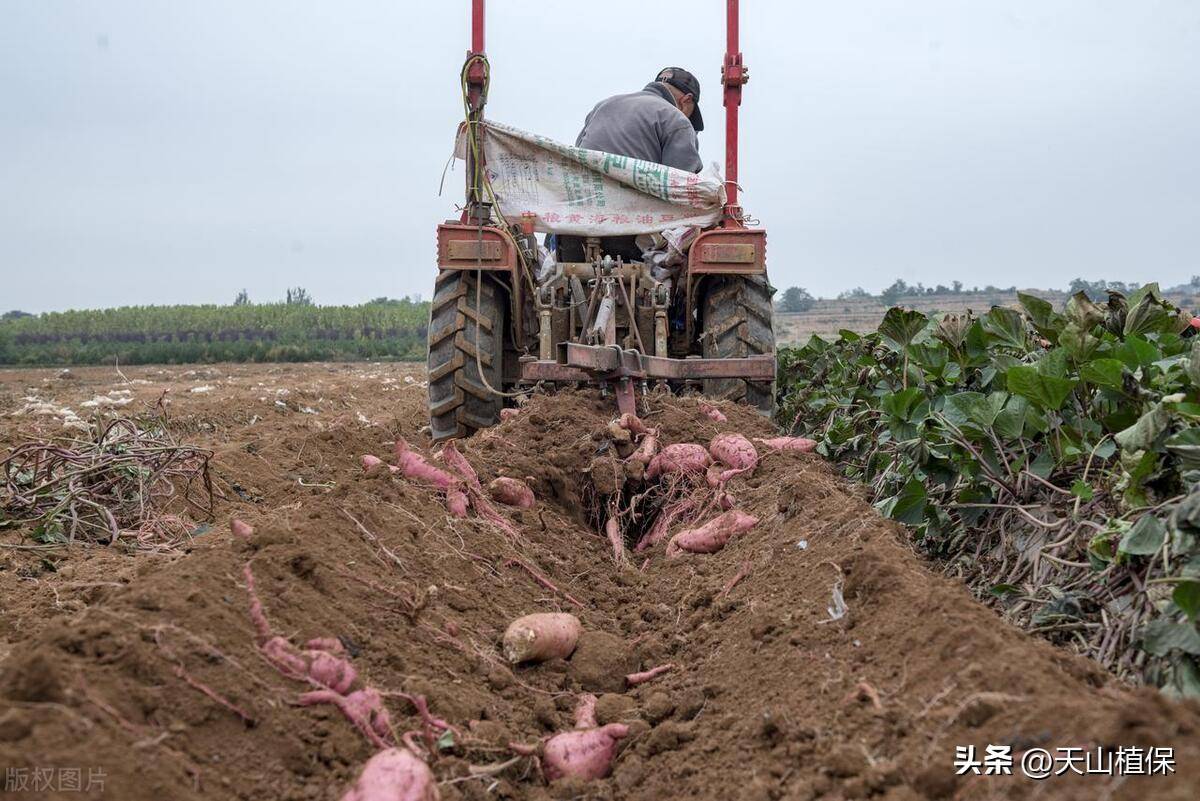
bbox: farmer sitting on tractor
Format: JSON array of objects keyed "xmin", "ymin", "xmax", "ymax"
[
  {"xmin": 559, "ymin": 67, "xmax": 706, "ymax": 263},
  {"xmin": 576, "ymin": 67, "xmax": 705, "ymax": 172}
]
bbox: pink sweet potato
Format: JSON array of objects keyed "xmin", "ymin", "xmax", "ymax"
[
  {"xmin": 615, "ymin": 413, "xmax": 654, "ymax": 436},
  {"xmin": 706, "ymin": 463, "xmax": 755, "ymax": 488},
  {"xmin": 306, "ymin": 637, "xmax": 345, "ymax": 654},
  {"xmin": 665, "ymin": 510, "xmax": 759, "ymax": 559},
  {"xmin": 502, "ymin": 612, "xmax": 582, "ymax": 663},
  {"xmin": 543, "ymin": 723, "xmax": 629, "ymax": 781},
  {"xmin": 699, "ymin": 401, "xmax": 727, "ymax": 422},
  {"xmin": 500, "ymin": 407, "xmax": 521, "ymax": 422},
  {"xmin": 231, "ymin": 518, "xmax": 254, "ymax": 539},
  {"xmin": 628, "ymin": 433, "xmax": 659, "ymax": 466},
  {"xmin": 755, "ymin": 436, "xmax": 818, "ymax": 453},
  {"xmin": 245, "ymin": 564, "xmax": 358, "ymax": 692},
  {"xmin": 438, "ymin": 441, "xmax": 483, "ymax": 492},
  {"xmin": 573, "ymin": 693, "xmax": 599, "ymax": 728},
  {"xmin": 445, "ymin": 487, "xmax": 469, "ymax": 518},
  {"xmin": 605, "ymin": 518, "xmax": 625, "ymax": 563},
  {"xmin": 244, "ymin": 563, "xmax": 273, "ymax": 642},
  {"xmin": 393, "ymin": 440, "xmax": 457, "ymax": 489},
  {"xmin": 626, "ymin": 663, "xmax": 674, "ymax": 687},
  {"xmin": 261, "ymin": 635, "xmax": 309, "ymax": 675},
  {"xmin": 307, "ymin": 649, "xmax": 358, "ymax": 694},
  {"xmin": 709, "ymin": 433, "xmax": 758, "ymax": 471},
  {"xmin": 488, "ymin": 477, "xmax": 535, "ymax": 509},
  {"xmin": 362, "ymin": 454, "xmax": 399, "ymax": 473},
  {"xmin": 646, "ymin": 443, "xmax": 712, "ymax": 479},
  {"xmin": 259, "ymin": 629, "xmax": 358, "ymax": 694},
  {"xmin": 542, "ymin": 693, "xmax": 628, "ymax": 780},
  {"xmin": 635, "ymin": 497, "xmax": 695, "ymax": 552},
  {"xmin": 441, "ymin": 443, "xmax": 521, "ymax": 538},
  {"xmin": 341, "ymin": 748, "xmax": 439, "ymax": 801},
  {"xmin": 300, "ymin": 687, "xmax": 393, "ymax": 748}
]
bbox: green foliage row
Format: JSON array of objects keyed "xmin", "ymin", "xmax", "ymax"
[
  {"xmin": 778, "ymin": 285, "xmax": 1200, "ymax": 696},
  {"xmin": 0, "ymin": 300, "xmax": 431, "ymax": 366}
]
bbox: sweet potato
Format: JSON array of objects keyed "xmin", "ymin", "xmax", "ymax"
[
  {"xmin": 306, "ymin": 637, "xmax": 344, "ymax": 654},
  {"xmin": 259, "ymin": 629, "xmax": 358, "ymax": 693},
  {"xmin": 646, "ymin": 443, "xmax": 711, "ymax": 479},
  {"xmin": 488, "ymin": 477, "xmax": 535, "ymax": 509},
  {"xmin": 445, "ymin": 487, "xmax": 469, "ymax": 518},
  {"xmin": 605, "ymin": 518, "xmax": 625, "ymax": 563},
  {"xmin": 626, "ymin": 663, "xmax": 674, "ymax": 686},
  {"xmin": 245, "ymin": 564, "xmax": 358, "ymax": 692},
  {"xmin": 438, "ymin": 441, "xmax": 481, "ymax": 490},
  {"xmin": 340, "ymin": 748, "xmax": 439, "ymax": 801},
  {"xmin": 615, "ymin": 413, "xmax": 654, "ymax": 436},
  {"xmin": 393, "ymin": 440, "xmax": 458, "ymax": 489},
  {"xmin": 699, "ymin": 401, "xmax": 727, "ymax": 422},
  {"xmin": 231, "ymin": 518, "xmax": 254, "ymax": 539},
  {"xmin": 244, "ymin": 563, "xmax": 273, "ymax": 641},
  {"xmin": 307, "ymin": 649, "xmax": 358, "ymax": 694},
  {"xmin": 709, "ymin": 433, "xmax": 758, "ymax": 471},
  {"xmin": 500, "ymin": 407, "xmax": 521, "ymax": 422},
  {"xmin": 362, "ymin": 454, "xmax": 398, "ymax": 473},
  {"xmin": 635, "ymin": 497, "xmax": 695, "ymax": 552},
  {"xmin": 502, "ymin": 612, "xmax": 582, "ymax": 664},
  {"xmin": 541, "ymin": 692, "xmax": 627, "ymax": 780},
  {"xmin": 300, "ymin": 687, "xmax": 393, "ymax": 748},
  {"xmin": 607, "ymin": 420, "xmax": 633, "ymax": 446},
  {"xmin": 707, "ymin": 463, "xmax": 756, "ymax": 488},
  {"xmin": 543, "ymin": 723, "xmax": 629, "ymax": 781},
  {"xmin": 666, "ymin": 510, "xmax": 759, "ymax": 559},
  {"xmin": 441, "ymin": 442, "xmax": 521, "ymax": 538},
  {"xmin": 260, "ymin": 635, "xmax": 309, "ymax": 675},
  {"xmin": 628, "ymin": 433, "xmax": 659, "ymax": 466},
  {"xmin": 573, "ymin": 692, "xmax": 599, "ymax": 728},
  {"xmin": 755, "ymin": 436, "xmax": 818, "ymax": 453}
]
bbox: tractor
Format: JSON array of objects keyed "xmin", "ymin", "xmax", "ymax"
[{"xmin": 428, "ymin": 0, "xmax": 775, "ymax": 441}]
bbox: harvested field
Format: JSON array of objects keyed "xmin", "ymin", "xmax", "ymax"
[{"xmin": 1, "ymin": 363, "xmax": 1198, "ymax": 800}]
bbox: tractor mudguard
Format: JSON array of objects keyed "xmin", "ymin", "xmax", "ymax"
[
  {"xmin": 436, "ymin": 222, "xmax": 519, "ymax": 273},
  {"xmin": 684, "ymin": 227, "xmax": 767, "ymax": 344},
  {"xmin": 436, "ymin": 221, "xmax": 525, "ymax": 344}
]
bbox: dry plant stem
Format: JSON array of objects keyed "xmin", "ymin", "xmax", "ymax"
[
  {"xmin": 503, "ymin": 557, "xmax": 585, "ymax": 608},
  {"xmin": 0, "ymin": 417, "xmax": 213, "ymax": 546}
]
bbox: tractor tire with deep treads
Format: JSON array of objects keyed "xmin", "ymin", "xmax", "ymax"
[
  {"xmin": 701, "ymin": 275, "xmax": 776, "ymax": 417},
  {"xmin": 427, "ymin": 269, "xmax": 506, "ymax": 441}
]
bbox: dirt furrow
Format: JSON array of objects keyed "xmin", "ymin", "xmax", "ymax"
[{"xmin": 1, "ymin": 366, "xmax": 1197, "ymax": 800}]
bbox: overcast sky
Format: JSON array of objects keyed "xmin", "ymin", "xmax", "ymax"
[{"xmin": 3, "ymin": 0, "xmax": 1199, "ymax": 312}]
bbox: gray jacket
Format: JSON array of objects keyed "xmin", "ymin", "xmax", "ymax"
[{"xmin": 575, "ymin": 82, "xmax": 703, "ymax": 173}]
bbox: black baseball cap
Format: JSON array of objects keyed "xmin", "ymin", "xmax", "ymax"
[{"xmin": 656, "ymin": 67, "xmax": 704, "ymax": 132}]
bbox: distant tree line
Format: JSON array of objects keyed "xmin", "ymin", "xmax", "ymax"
[
  {"xmin": 772, "ymin": 275, "xmax": 1200, "ymax": 312},
  {"xmin": 0, "ymin": 289, "xmax": 430, "ymax": 366},
  {"xmin": 776, "ymin": 286, "xmax": 816, "ymax": 313},
  {"xmin": 1072, "ymin": 276, "xmax": 1200, "ymax": 301}
]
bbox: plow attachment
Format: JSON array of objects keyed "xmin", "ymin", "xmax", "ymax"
[{"xmin": 520, "ymin": 346, "xmax": 776, "ymax": 415}]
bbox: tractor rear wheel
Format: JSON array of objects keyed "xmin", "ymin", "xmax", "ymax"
[
  {"xmin": 701, "ymin": 275, "xmax": 776, "ymax": 417},
  {"xmin": 427, "ymin": 269, "xmax": 506, "ymax": 441}
]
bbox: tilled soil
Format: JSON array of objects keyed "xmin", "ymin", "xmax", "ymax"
[{"xmin": 1, "ymin": 363, "xmax": 1198, "ymax": 801}]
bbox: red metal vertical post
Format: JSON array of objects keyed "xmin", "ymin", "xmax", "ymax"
[
  {"xmin": 721, "ymin": 0, "xmax": 748, "ymax": 226},
  {"xmin": 463, "ymin": 0, "xmax": 489, "ymax": 222},
  {"xmin": 471, "ymin": 0, "xmax": 485, "ymax": 52}
]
